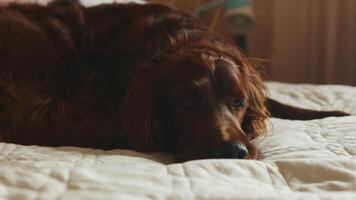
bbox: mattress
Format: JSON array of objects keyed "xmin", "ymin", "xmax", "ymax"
[{"xmin": 0, "ymin": 82, "xmax": 355, "ymax": 200}]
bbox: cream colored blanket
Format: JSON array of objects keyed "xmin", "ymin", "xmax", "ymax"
[{"xmin": 0, "ymin": 82, "xmax": 355, "ymax": 200}]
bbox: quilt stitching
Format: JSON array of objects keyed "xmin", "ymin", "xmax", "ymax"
[
  {"xmin": 0, "ymin": 143, "xmax": 18, "ymax": 163},
  {"xmin": 181, "ymin": 164, "xmax": 194, "ymax": 194},
  {"xmin": 0, "ymin": 143, "xmax": 5, "ymax": 155},
  {"xmin": 342, "ymin": 146, "xmax": 354, "ymax": 158},
  {"xmin": 318, "ymin": 123, "xmax": 352, "ymax": 158},
  {"xmin": 304, "ymin": 122, "xmax": 339, "ymax": 157},
  {"xmin": 54, "ymin": 167, "xmax": 75, "ymax": 200},
  {"xmin": 268, "ymin": 162, "xmax": 293, "ymax": 191},
  {"xmin": 54, "ymin": 152, "xmax": 89, "ymax": 200}
]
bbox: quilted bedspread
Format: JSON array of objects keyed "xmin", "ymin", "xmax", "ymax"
[{"xmin": 0, "ymin": 82, "xmax": 355, "ymax": 200}]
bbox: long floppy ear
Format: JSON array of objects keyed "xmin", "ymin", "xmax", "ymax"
[
  {"xmin": 117, "ymin": 61, "xmax": 167, "ymax": 151},
  {"xmin": 239, "ymin": 57, "xmax": 270, "ymax": 139}
]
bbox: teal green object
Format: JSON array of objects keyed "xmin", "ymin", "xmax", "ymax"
[
  {"xmin": 195, "ymin": 0, "xmax": 250, "ymax": 16},
  {"xmin": 223, "ymin": 0, "xmax": 250, "ymax": 10}
]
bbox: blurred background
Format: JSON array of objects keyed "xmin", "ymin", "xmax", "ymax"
[
  {"xmin": 1, "ymin": 0, "xmax": 355, "ymax": 85},
  {"xmin": 151, "ymin": 0, "xmax": 356, "ymax": 86}
]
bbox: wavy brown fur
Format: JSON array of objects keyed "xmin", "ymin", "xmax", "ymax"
[{"xmin": 0, "ymin": 1, "xmax": 269, "ymax": 160}]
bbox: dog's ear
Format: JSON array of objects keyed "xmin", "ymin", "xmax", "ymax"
[
  {"xmin": 117, "ymin": 61, "xmax": 167, "ymax": 151},
  {"xmin": 236, "ymin": 56, "xmax": 270, "ymax": 139}
]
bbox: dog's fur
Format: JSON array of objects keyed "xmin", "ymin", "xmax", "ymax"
[{"xmin": 0, "ymin": 1, "xmax": 348, "ymax": 161}]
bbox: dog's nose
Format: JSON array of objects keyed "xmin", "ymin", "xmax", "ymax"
[{"xmin": 213, "ymin": 141, "xmax": 249, "ymax": 159}]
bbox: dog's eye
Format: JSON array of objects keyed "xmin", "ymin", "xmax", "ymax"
[
  {"xmin": 233, "ymin": 99, "xmax": 244, "ymax": 110},
  {"xmin": 182, "ymin": 97, "xmax": 194, "ymax": 107}
]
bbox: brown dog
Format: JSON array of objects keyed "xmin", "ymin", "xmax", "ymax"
[{"xmin": 0, "ymin": 0, "xmax": 348, "ymax": 161}]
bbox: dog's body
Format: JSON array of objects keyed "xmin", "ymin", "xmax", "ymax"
[{"xmin": 0, "ymin": 1, "xmax": 348, "ymax": 161}]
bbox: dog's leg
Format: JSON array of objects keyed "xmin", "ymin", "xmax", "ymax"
[
  {"xmin": 266, "ymin": 98, "xmax": 350, "ymax": 120},
  {"xmin": 0, "ymin": 82, "xmax": 117, "ymax": 149}
]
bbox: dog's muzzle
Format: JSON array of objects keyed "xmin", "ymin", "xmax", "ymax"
[{"xmin": 213, "ymin": 141, "xmax": 249, "ymax": 159}]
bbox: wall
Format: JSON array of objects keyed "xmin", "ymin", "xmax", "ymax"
[
  {"xmin": 247, "ymin": 0, "xmax": 274, "ymax": 75},
  {"xmin": 248, "ymin": 0, "xmax": 356, "ymax": 86}
]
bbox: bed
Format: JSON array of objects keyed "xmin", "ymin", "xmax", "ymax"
[{"xmin": 0, "ymin": 81, "xmax": 355, "ymax": 200}]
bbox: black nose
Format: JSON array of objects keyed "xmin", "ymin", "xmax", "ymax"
[{"xmin": 213, "ymin": 141, "xmax": 249, "ymax": 159}]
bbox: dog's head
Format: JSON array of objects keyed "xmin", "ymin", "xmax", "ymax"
[{"xmin": 119, "ymin": 30, "xmax": 269, "ymax": 161}]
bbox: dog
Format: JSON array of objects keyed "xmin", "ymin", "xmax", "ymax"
[{"xmin": 0, "ymin": 0, "xmax": 348, "ymax": 161}]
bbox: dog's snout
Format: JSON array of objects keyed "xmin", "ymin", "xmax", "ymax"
[{"xmin": 214, "ymin": 141, "xmax": 248, "ymax": 159}]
